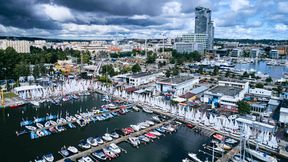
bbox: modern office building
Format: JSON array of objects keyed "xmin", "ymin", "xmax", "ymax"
[
  {"xmin": 195, "ymin": 7, "xmax": 214, "ymax": 50},
  {"xmin": 125, "ymin": 72, "xmax": 162, "ymax": 86},
  {"xmin": 231, "ymin": 48, "xmax": 243, "ymax": 57},
  {"xmin": 269, "ymin": 50, "xmax": 279, "ymax": 59},
  {"xmin": 174, "ymin": 33, "xmax": 207, "ymax": 53},
  {"xmin": 250, "ymin": 49, "xmax": 260, "ymax": 58}
]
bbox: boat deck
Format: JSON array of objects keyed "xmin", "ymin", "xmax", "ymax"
[
  {"xmin": 216, "ymin": 144, "xmax": 240, "ymax": 162},
  {"xmin": 56, "ymin": 118, "xmax": 176, "ymax": 162}
]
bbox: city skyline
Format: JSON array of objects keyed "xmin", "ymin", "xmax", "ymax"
[{"xmin": 0, "ymin": 0, "xmax": 288, "ymax": 40}]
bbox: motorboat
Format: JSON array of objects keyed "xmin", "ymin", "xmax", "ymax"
[
  {"xmin": 132, "ymin": 106, "xmax": 140, "ymax": 111},
  {"xmin": 95, "ymin": 137, "xmax": 104, "ymax": 144},
  {"xmin": 245, "ymin": 148, "xmax": 277, "ymax": 162},
  {"xmin": 87, "ymin": 137, "xmax": 98, "ymax": 147},
  {"xmin": 213, "ymin": 134, "xmax": 224, "ymax": 141},
  {"xmin": 108, "ymin": 143, "xmax": 121, "ymax": 154},
  {"xmin": 25, "ymin": 125, "xmax": 37, "ymax": 131},
  {"xmin": 131, "ymin": 124, "xmax": 141, "ymax": 131},
  {"xmin": 182, "ymin": 158, "xmax": 190, "ymax": 162},
  {"xmin": 92, "ymin": 150, "xmax": 107, "ymax": 160},
  {"xmin": 102, "ymin": 133, "xmax": 113, "ymax": 141},
  {"xmin": 217, "ymin": 143, "xmax": 232, "ymax": 150},
  {"xmin": 43, "ymin": 153, "xmax": 54, "ymax": 162},
  {"xmin": 145, "ymin": 133, "xmax": 157, "ymax": 139},
  {"xmin": 111, "ymin": 132, "xmax": 120, "ymax": 138},
  {"xmin": 128, "ymin": 137, "xmax": 141, "ymax": 147},
  {"xmin": 225, "ymin": 138, "xmax": 238, "ymax": 144},
  {"xmin": 50, "ymin": 120, "xmax": 57, "ymax": 126},
  {"xmin": 145, "ymin": 120, "xmax": 155, "ymax": 126},
  {"xmin": 103, "ymin": 147, "xmax": 117, "ymax": 158},
  {"xmin": 156, "ymin": 127, "xmax": 166, "ymax": 133},
  {"xmin": 36, "ymin": 123, "xmax": 44, "ymax": 129},
  {"xmin": 149, "ymin": 130, "xmax": 162, "ymax": 136},
  {"xmin": 188, "ymin": 153, "xmax": 202, "ymax": 162},
  {"xmin": 67, "ymin": 146, "xmax": 78, "ymax": 154},
  {"xmin": 36, "ymin": 130, "xmax": 45, "ymax": 137},
  {"xmin": 77, "ymin": 156, "xmax": 93, "ymax": 162},
  {"xmin": 152, "ymin": 116, "xmax": 161, "ymax": 122},
  {"xmin": 55, "ymin": 126, "xmax": 65, "ymax": 132},
  {"xmin": 67, "ymin": 123, "xmax": 76, "ymax": 129},
  {"xmin": 138, "ymin": 135, "xmax": 150, "ymax": 143},
  {"xmin": 186, "ymin": 123, "xmax": 194, "ymax": 129},
  {"xmin": 44, "ymin": 121, "xmax": 51, "ymax": 128},
  {"xmin": 59, "ymin": 146, "xmax": 69, "ymax": 157},
  {"xmin": 143, "ymin": 107, "xmax": 153, "ymax": 113},
  {"xmin": 34, "ymin": 158, "xmax": 45, "ymax": 162},
  {"xmin": 78, "ymin": 140, "xmax": 91, "ymax": 149}
]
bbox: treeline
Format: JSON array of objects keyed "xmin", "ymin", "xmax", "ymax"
[
  {"xmin": 170, "ymin": 50, "xmax": 202, "ymax": 65},
  {"xmin": 0, "ymin": 46, "xmax": 90, "ymax": 80}
]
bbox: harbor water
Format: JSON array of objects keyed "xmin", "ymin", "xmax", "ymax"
[
  {"xmin": 235, "ymin": 60, "xmax": 288, "ymax": 79},
  {"xmin": 0, "ymin": 93, "xmax": 210, "ymax": 162}
]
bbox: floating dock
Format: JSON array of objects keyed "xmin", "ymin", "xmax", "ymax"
[{"xmin": 56, "ymin": 118, "xmax": 176, "ymax": 162}]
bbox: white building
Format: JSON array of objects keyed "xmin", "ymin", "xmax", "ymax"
[
  {"xmin": 174, "ymin": 42, "xmax": 204, "ymax": 53},
  {"xmin": 156, "ymin": 76, "xmax": 199, "ymax": 96},
  {"xmin": 249, "ymin": 88, "xmax": 272, "ymax": 97},
  {"xmin": 204, "ymin": 80, "xmax": 249, "ymax": 109},
  {"xmin": 174, "ymin": 33, "xmax": 207, "ymax": 53},
  {"xmin": 250, "ymin": 48, "xmax": 260, "ymax": 58},
  {"xmin": 126, "ymin": 72, "xmax": 162, "ymax": 86},
  {"xmin": 0, "ymin": 40, "xmax": 31, "ymax": 53},
  {"xmin": 279, "ymin": 100, "xmax": 288, "ymax": 123}
]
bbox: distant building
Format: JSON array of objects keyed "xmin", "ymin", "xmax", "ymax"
[
  {"xmin": 156, "ymin": 76, "xmax": 199, "ymax": 95},
  {"xmin": 0, "ymin": 40, "xmax": 30, "ymax": 53},
  {"xmin": 250, "ymin": 49, "xmax": 260, "ymax": 58},
  {"xmin": 269, "ymin": 50, "xmax": 279, "ymax": 59},
  {"xmin": 174, "ymin": 33, "xmax": 207, "ymax": 53},
  {"xmin": 231, "ymin": 48, "xmax": 243, "ymax": 57},
  {"xmin": 195, "ymin": 7, "xmax": 214, "ymax": 50},
  {"xmin": 248, "ymin": 88, "xmax": 272, "ymax": 97}
]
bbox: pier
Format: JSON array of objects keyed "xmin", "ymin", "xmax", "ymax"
[
  {"xmin": 216, "ymin": 144, "xmax": 240, "ymax": 162},
  {"xmin": 94, "ymin": 89, "xmax": 288, "ymax": 160},
  {"xmin": 56, "ymin": 118, "xmax": 176, "ymax": 162}
]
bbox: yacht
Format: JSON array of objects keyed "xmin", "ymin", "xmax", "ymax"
[
  {"xmin": 44, "ymin": 121, "xmax": 51, "ymax": 128},
  {"xmin": 43, "ymin": 153, "xmax": 54, "ymax": 162},
  {"xmin": 143, "ymin": 107, "xmax": 153, "ymax": 113},
  {"xmin": 149, "ymin": 130, "xmax": 161, "ymax": 136},
  {"xmin": 86, "ymin": 137, "xmax": 98, "ymax": 147},
  {"xmin": 138, "ymin": 135, "xmax": 150, "ymax": 143},
  {"xmin": 111, "ymin": 132, "xmax": 120, "ymax": 138},
  {"xmin": 25, "ymin": 125, "xmax": 37, "ymax": 131},
  {"xmin": 145, "ymin": 133, "xmax": 157, "ymax": 139},
  {"xmin": 188, "ymin": 153, "xmax": 202, "ymax": 162},
  {"xmin": 102, "ymin": 133, "xmax": 113, "ymax": 141},
  {"xmin": 95, "ymin": 137, "xmax": 104, "ymax": 144},
  {"xmin": 77, "ymin": 156, "xmax": 93, "ymax": 162},
  {"xmin": 145, "ymin": 120, "xmax": 155, "ymax": 126},
  {"xmin": 103, "ymin": 147, "xmax": 117, "ymax": 158},
  {"xmin": 128, "ymin": 137, "xmax": 140, "ymax": 147},
  {"xmin": 59, "ymin": 146, "xmax": 69, "ymax": 157},
  {"xmin": 131, "ymin": 124, "xmax": 141, "ymax": 131},
  {"xmin": 67, "ymin": 146, "xmax": 78, "ymax": 154},
  {"xmin": 36, "ymin": 123, "xmax": 44, "ymax": 129},
  {"xmin": 108, "ymin": 143, "xmax": 121, "ymax": 154},
  {"xmin": 92, "ymin": 150, "xmax": 107, "ymax": 160},
  {"xmin": 245, "ymin": 148, "xmax": 277, "ymax": 162},
  {"xmin": 152, "ymin": 116, "xmax": 161, "ymax": 122},
  {"xmin": 78, "ymin": 140, "xmax": 91, "ymax": 149},
  {"xmin": 225, "ymin": 138, "xmax": 238, "ymax": 144}
]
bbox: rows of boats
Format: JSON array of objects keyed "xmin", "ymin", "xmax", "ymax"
[
  {"xmin": 18, "ymin": 104, "xmax": 133, "ymax": 139},
  {"xmin": 34, "ymin": 116, "xmax": 179, "ymax": 162}
]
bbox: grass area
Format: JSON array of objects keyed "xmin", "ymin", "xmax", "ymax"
[{"xmin": 3, "ymin": 92, "xmax": 17, "ymax": 98}]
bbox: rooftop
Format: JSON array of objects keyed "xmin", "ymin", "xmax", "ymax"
[
  {"xmin": 128, "ymin": 72, "xmax": 158, "ymax": 78},
  {"xmin": 209, "ymin": 86, "xmax": 242, "ymax": 97},
  {"xmin": 158, "ymin": 76, "xmax": 195, "ymax": 85}
]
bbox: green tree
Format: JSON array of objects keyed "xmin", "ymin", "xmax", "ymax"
[
  {"xmin": 146, "ymin": 52, "xmax": 157, "ymax": 64},
  {"xmin": 165, "ymin": 70, "xmax": 171, "ymax": 78},
  {"xmin": 265, "ymin": 77, "xmax": 273, "ymax": 83},
  {"xmin": 14, "ymin": 62, "xmax": 30, "ymax": 78},
  {"xmin": 131, "ymin": 64, "xmax": 141, "ymax": 73},
  {"xmin": 213, "ymin": 66, "xmax": 220, "ymax": 75},
  {"xmin": 225, "ymin": 71, "xmax": 230, "ymax": 77},
  {"xmin": 255, "ymin": 83, "xmax": 264, "ymax": 88},
  {"xmin": 237, "ymin": 101, "xmax": 251, "ymax": 114},
  {"xmin": 242, "ymin": 71, "xmax": 249, "ymax": 77},
  {"xmin": 33, "ymin": 65, "xmax": 40, "ymax": 79},
  {"xmin": 101, "ymin": 64, "xmax": 116, "ymax": 76}
]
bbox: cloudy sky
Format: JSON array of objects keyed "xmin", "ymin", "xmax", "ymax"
[{"xmin": 0, "ymin": 0, "xmax": 287, "ymax": 40}]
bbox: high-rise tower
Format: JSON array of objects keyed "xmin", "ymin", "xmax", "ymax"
[{"xmin": 195, "ymin": 7, "xmax": 214, "ymax": 50}]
